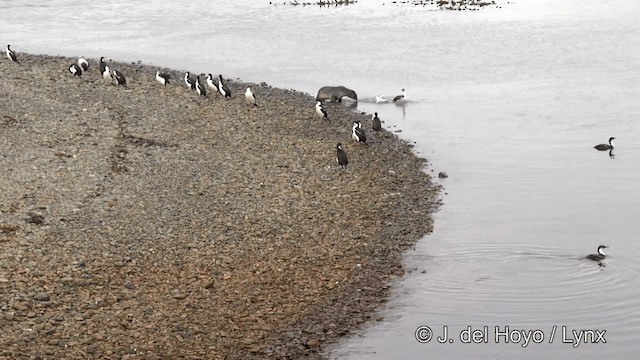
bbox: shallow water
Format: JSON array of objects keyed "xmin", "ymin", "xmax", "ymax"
[{"xmin": 2, "ymin": 0, "xmax": 640, "ymax": 358}]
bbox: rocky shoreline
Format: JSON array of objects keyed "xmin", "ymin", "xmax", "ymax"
[{"xmin": 0, "ymin": 53, "xmax": 441, "ymax": 359}]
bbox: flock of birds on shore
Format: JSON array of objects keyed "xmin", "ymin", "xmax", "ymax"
[
  {"xmin": 5, "ymin": 45, "xmax": 391, "ymax": 172},
  {"xmin": 4, "ymin": 44, "xmax": 615, "ymax": 263}
]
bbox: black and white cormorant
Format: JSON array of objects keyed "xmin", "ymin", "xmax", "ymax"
[
  {"xmin": 99, "ymin": 57, "xmax": 107, "ymax": 75},
  {"xmin": 336, "ymin": 143, "xmax": 348, "ymax": 169},
  {"xmin": 245, "ymin": 87, "xmax": 258, "ymax": 107},
  {"xmin": 372, "ymin": 112, "xmax": 381, "ymax": 131},
  {"xmin": 113, "ymin": 69, "xmax": 126, "ymax": 86},
  {"xmin": 78, "ymin": 58, "xmax": 89, "ymax": 72},
  {"xmin": 195, "ymin": 75, "xmax": 207, "ymax": 97},
  {"xmin": 184, "ymin": 72, "xmax": 196, "ymax": 90},
  {"xmin": 6, "ymin": 45, "xmax": 19, "ymax": 64},
  {"xmin": 218, "ymin": 74, "xmax": 231, "ymax": 99},
  {"xmin": 585, "ymin": 245, "xmax": 608, "ymax": 261},
  {"xmin": 155, "ymin": 70, "xmax": 170, "ymax": 86},
  {"xmin": 393, "ymin": 88, "xmax": 407, "ymax": 102},
  {"xmin": 594, "ymin": 137, "xmax": 615, "ymax": 151},
  {"xmin": 352, "ymin": 121, "xmax": 366, "ymax": 143},
  {"xmin": 315, "ymin": 101, "xmax": 328, "ymax": 120},
  {"xmin": 68, "ymin": 63, "xmax": 82, "ymax": 77},
  {"xmin": 206, "ymin": 74, "xmax": 218, "ymax": 94},
  {"xmin": 102, "ymin": 65, "xmax": 113, "ymax": 83}
]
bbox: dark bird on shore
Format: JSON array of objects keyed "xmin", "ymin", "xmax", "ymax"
[
  {"xmin": 184, "ymin": 72, "xmax": 196, "ymax": 90},
  {"xmin": 218, "ymin": 74, "xmax": 231, "ymax": 99},
  {"xmin": 372, "ymin": 112, "xmax": 381, "ymax": 131},
  {"xmin": 352, "ymin": 121, "xmax": 366, "ymax": 143},
  {"xmin": 113, "ymin": 69, "xmax": 126, "ymax": 86},
  {"xmin": 315, "ymin": 101, "xmax": 328, "ymax": 120},
  {"xmin": 245, "ymin": 86, "xmax": 258, "ymax": 107},
  {"xmin": 155, "ymin": 70, "xmax": 170, "ymax": 86},
  {"xmin": 78, "ymin": 58, "xmax": 89, "ymax": 72},
  {"xmin": 585, "ymin": 245, "xmax": 608, "ymax": 261},
  {"xmin": 6, "ymin": 45, "xmax": 19, "ymax": 64},
  {"xmin": 99, "ymin": 57, "xmax": 107, "ymax": 75},
  {"xmin": 102, "ymin": 65, "xmax": 113, "ymax": 83},
  {"xmin": 336, "ymin": 143, "xmax": 348, "ymax": 169},
  {"xmin": 68, "ymin": 63, "xmax": 82, "ymax": 77},
  {"xmin": 196, "ymin": 75, "xmax": 207, "ymax": 97},
  {"xmin": 393, "ymin": 88, "xmax": 407, "ymax": 102},
  {"xmin": 594, "ymin": 137, "xmax": 615, "ymax": 151},
  {"xmin": 206, "ymin": 74, "xmax": 218, "ymax": 94}
]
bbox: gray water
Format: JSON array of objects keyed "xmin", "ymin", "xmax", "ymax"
[{"xmin": 2, "ymin": 0, "xmax": 640, "ymax": 358}]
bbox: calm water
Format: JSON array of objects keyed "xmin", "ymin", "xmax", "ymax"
[{"xmin": 2, "ymin": 0, "xmax": 640, "ymax": 358}]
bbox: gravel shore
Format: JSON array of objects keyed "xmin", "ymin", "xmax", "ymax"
[{"xmin": 0, "ymin": 53, "xmax": 441, "ymax": 359}]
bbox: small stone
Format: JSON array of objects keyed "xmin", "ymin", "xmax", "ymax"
[
  {"xmin": 438, "ymin": 171, "xmax": 448, "ymax": 178},
  {"xmin": 34, "ymin": 292, "xmax": 50, "ymax": 301},
  {"xmin": 203, "ymin": 280, "xmax": 215, "ymax": 289},
  {"xmin": 27, "ymin": 311, "xmax": 36, "ymax": 318},
  {"xmin": 4, "ymin": 312, "xmax": 15, "ymax": 320},
  {"xmin": 25, "ymin": 213, "xmax": 45, "ymax": 225},
  {"xmin": 172, "ymin": 292, "xmax": 188, "ymax": 300},
  {"xmin": 306, "ymin": 339, "xmax": 319, "ymax": 347},
  {"xmin": 13, "ymin": 302, "xmax": 28, "ymax": 311},
  {"xmin": 94, "ymin": 333, "xmax": 104, "ymax": 340}
]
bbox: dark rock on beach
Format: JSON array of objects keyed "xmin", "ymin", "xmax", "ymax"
[{"xmin": 0, "ymin": 53, "xmax": 441, "ymax": 359}]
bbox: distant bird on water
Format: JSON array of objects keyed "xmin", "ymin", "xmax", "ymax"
[
  {"xmin": 206, "ymin": 74, "xmax": 218, "ymax": 94},
  {"xmin": 77, "ymin": 58, "xmax": 89, "ymax": 72},
  {"xmin": 195, "ymin": 75, "xmax": 207, "ymax": 97},
  {"xmin": 245, "ymin": 86, "xmax": 258, "ymax": 107},
  {"xmin": 352, "ymin": 121, "xmax": 366, "ymax": 143},
  {"xmin": 184, "ymin": 72, "xmax": 196, "ymax": 90},
  {"xmin": 68, "ymin": 63, "xmax": 82, "ymax": 77},
  {"xmin": 218, "ymin": 74, "xmax": 231, "ymax": 99},
  {"xmin": 113, "ymin": 69, "xmax": 126, "ymax": 86},
  {"xmin": 585, "ymin": 245, "xmax": 608, "ymax": 262},
  {"xmin": 371, "ymin": 112, "xmax": 381, "ymax": 131},
  {"xmin": 336, "ymin": 143, "xmax": 348, "ymax": 169},
  {"xmin": 6, "ymin": 45, "xmax": 19, "ymax": 64},
  {"xmin": 315, "ymin": 101, "xmax": 328, "ymax": 120},
  {"xmin": 393, "ymin": 88, "xmax": 407, "ymax": 102},
  {"xmin": 375, "ymin": 95, "xmax": 389, "ymax": 103},
  {"xmin": 594, "ymin": 137, "xmax": 615, "ymax": 151}
]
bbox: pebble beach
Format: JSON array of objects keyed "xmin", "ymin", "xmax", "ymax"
[{"xmin": 0, "ymin": 53, "xmax": 441, "ymax": 359}]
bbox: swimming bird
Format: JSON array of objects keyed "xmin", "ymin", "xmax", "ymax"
[
  {"xmin": 245, "ymin": 87, "xmax": 258, "ymax": 107},
  {"xmin": 315, "ymin": 101, "xmax": 328, "ymax": 120},
  {"xmin": 78, "ymin": 58, "xmax": 89, "ymax": 72},
  {"xmin": 113, "ymin": 69, "xmax": 126, "ymax": 86},
  {"xmin": 102, "ymin": 65, "xmax": 113, "ymax": 84},
  {"xmin": 6, "ymin": 45, "xmax": 19, "ymax": 64},
  {"xmin": 195, "ymin": 75, "xmax": 207, "ymax": 97},
  {"xmin": 372, "ymin": 112, "xmax": 381, "ymax": 131},
  {"xmin": 184, "ymin": 72, "xmax": 196, "ymax": 90},
  {"xmin": 594, "ymin": 137, "xmax": 615, "ymax": 151},
  {"xmin": 585, "ymin": 245, "xmax": 608, "ymax": 261},
  {"xmin": 336, "ymin": 143, "xmax": 348, "ymax": 169},
  {"xmin": 375, "ymin": 95, "xmax": 389, "ymax": 103},
  {"xmin": 99, "ymin": 57, "xmax": 107, "ymax": 75},
  {"xmin": 155, "ymin": 70, "xmax": 170, "ymax": 86},
  {"xmin": 393, "ymin": 88, "xmax": 407, "ymax": 102},
  {"xmin": 352, "ymin": 121, "xmax": 366, "ymax": 143},
  {"xmin": 218, "ymin": 74, "xmax": 231, "ymax": 99},
  {"xmin": 205, "ymin": 74, "xmax": 218, "ymax": 94},
  {"xmin": 68, "ymin": 63, "xmax": 82, "ymax": 77}
]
